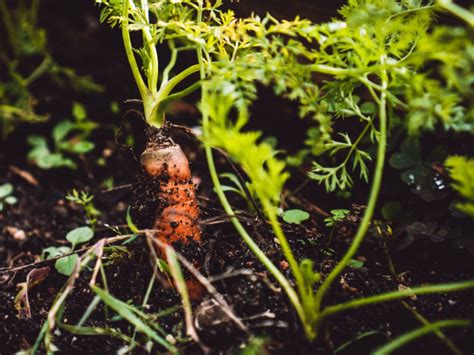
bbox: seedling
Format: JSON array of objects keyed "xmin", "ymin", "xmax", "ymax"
[
  {"xmin": 0, "ymin": 183, "xmax": 17, "ymax": 211},
  {"xmin": 27, "ymin": 103, "xmax": 96, "ymax": 169},
  {"xmin": 281, "ymin": 209, "xmax": 310, "ymax": 225},
  {"xmin": 66, "ymin": 189, "xmax": 101, "ymax": 229},
  {"xmin": 42, "ymin": 226, "xmax": 94, "ymax": 276},
  {"xmin": 324, "ymin": 209, "xmax": 350, "ymax": 227}
]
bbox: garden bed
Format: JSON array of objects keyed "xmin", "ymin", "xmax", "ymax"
[{"xmin": 1, "ymin": 0, "xmax": 473, "ymax": 354}]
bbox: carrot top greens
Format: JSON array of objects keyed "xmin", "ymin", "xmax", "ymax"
[{"xmin": 97, "ymin": 0, "xmax": 474, "ymax": 344}]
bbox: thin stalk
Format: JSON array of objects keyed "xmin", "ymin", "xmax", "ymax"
[
  {"xmin": 319, "ymin": 280, "xmax": 474, "ymax": 319},
  {"xmin": 262, "ymin": 201, "xmax": 307, "ymax": 305},
  {"xmin": 314, "ymin": 70, "xmax": 388, "ymax": 312},
  {"xmin": 437, "ymin": 0, "xmax": 474, "ymax": 26},
  {"xmin": 0, "ymin": 0, "xmax": 17, "ymax": 52},
  {"xmin": 161, "ymin": 40, "xmax": 177, "ymax": 87},
  {"xmin": 76, "ymin": 296, "xmax": 101, "ymax": 327},
  {"xmin": 201, "ymin": 95, "xmax": 306, "ymax": 331},
  {"xmin": 150, "ymin": 64, "xmax": 201, "ymax": 125},
  {"xmin": 373, "ymin": 319, "xmax": 471, "ymax": 355},
  {"xmin": 121, "ymin": 1, "xmax": 148, "ymax": 103},
  {"xmin": 382, "ymin": 241, "xmax": 463, "ymax": 355},
  {"xmin": 160, "ymin": 64, "xmax": 201, "ymax": 96},
  {"xmin": 155, "ymin": 81, "xmax": 201, "ymax": 117}
]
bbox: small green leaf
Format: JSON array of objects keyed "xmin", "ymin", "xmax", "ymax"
[
  {"xmin": 360, "ymin": 102, "xmax": 376, "ymax": 114},
  {"xmin": 72, "ymin": 102, "xmax": 87, "ymax": 121},
  {"xmin": 4, "ymin": 196, "xmax": 17, "ymax": 205},
  {"xmin": 381, "ymin": 201, "xmax": 402, "ymax": 221},
  {"xmin": 91, "ymin": 286, "xmax": 175, "ymax": 351},
  {"xmin": 0, "ymin": 183, "xmax": 13, "ymax": 198},
  {"xmin": 42, "ymin": 246, "xmax": 71, "ymax": 260},
  {"xmin": 126, "ymin": 206, "xmax": 139, "ymax": 234},
  {"xmin": 110, "ymin": 101, "xmax": 120, "ymax": 114},
  {"xmin": 55, "ymin": 254, "xmax": 78, "ymax": 276},
  {"xmin": 400, "ymin": 166, "xmax": 426, "ymax": 185},
  {"xmin": 27, "ymin": 135, "xmax": 48, "ymax": 148},
  {"xmin": 300, "ymin": 258, "xmax": 320, "ymax": 286},
  {"xmin": 53, "ymin": 120, "xmax": 74, "ymax": 144},
  {"xmin": 348, "ymin": 259, "xmax": 364, "ymax": 268},
  {"xmin": 389, "ymin": 152, "xmax": 418, "ymax": 170},
  {"xmin": 66, "ymin": 226, "xmax": 94, "ymax": 247},
  {"xmin": 282, "ymin": 209, "xmax": 310, "ymax": 224},
  {"xmin": 70, "ymin": 141, "xmax": 95, "ymax": 154}
]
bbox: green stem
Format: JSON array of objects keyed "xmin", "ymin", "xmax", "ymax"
[
  {"xmin": 313, "ymin": 70, "xmax": 388, "ymax": 312},
  {"xmin": 201, "ymin": 91, "xmax": 306, "ymax": 332},
  {"xmin": 0, "ymin": 0, "xmax": 17, "ymax": 52},
  {"xmin": 25, "ymin": 56, "xmax": 53, "ymax": 86},
  {"xmin": 319, "ymin": 280, "xmax": 474, "ymax": 320},
  {"xmin": 262, "ymin": 201, "xmax": 307, "ymax": 303},
  {"xmin": 373, "ymin": 319, "xmax": 471, "ymax": 355},
  {"xmin": 149, "ymin": 64, "xmax": 201, "ymax": 126},
  {"xmin": 121, "ymin": 0, "xmax": 148, "ymax": 103},
  {"xmin": 155, "ymin": 81, "xmax": 201, "ymax": 115},
  {"xmin": 161, "ymin": 40, "xmax": 177, "ymax": 87},
  {"xmin": 320, "ymin": 280, "xmax": 474, "ymax": 319},
  {"xmin": 139, "ymin": 0, "xmax": 159, "ymax": 93},
  {"xmin": 382, "ymin": 242, "xmax": 463, "ymax": 355},
  {"xmin": 437, "ymin": 0, "xmax": 474, "ymax": 26}
]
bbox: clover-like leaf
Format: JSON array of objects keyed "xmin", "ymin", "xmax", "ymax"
[
  {"xmin": 0, "ymin": 183, "xmax": 13, "ymax": 199},
  {"xmin": 282, "ymin": 209, "xmax": 310, "ymax": 224},
  {"xmin": 55, "ymin": 254, "xmax": 79, "ymax": 276},
  {"xmin": 66, "ymin": 226, "xmax": 94, "ymax": 248},
  {"xmin": 52, "ymin": 120, "xmax": 74, "ymax": 144}
]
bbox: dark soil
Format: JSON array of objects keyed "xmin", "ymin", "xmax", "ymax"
[{"xmin": 1, "ymin": 1, "xmax": 473, "ymax": 354}]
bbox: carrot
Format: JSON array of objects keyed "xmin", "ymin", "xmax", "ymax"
[
  {"xmin": 140, "ymin": 126, "xmax": 201, "ymax": 246},
  {"xmin": 141, "ymin": 126, "xmax": 203, "ymax": 298}
]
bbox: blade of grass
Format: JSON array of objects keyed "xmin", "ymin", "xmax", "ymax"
[
  {"xmin": 60, "ymin": 323, "xmax": 133, "ymax": 343},
  {"xmin": 372, "ymin": 319, "xmax": 471, "ymax": 355},
  {"xmin": 91, "ymin": 286, "xmax": 176, "ymax": 352}
]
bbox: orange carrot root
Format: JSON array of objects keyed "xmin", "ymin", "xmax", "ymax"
[
  {"xmin": 141, "ymin": 141, "xmax": 201, "ymax": 245},
  {"xmin": 140, "ymin": 127, "xmax": 203, "ymax": 298}
]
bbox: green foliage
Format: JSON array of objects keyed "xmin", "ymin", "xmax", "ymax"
[
  {"xmin": 202, "ymin": 92, "xmax": 289, "ymax": 206},
  {"xmin": 445, "ymin": 156, "xmax": 474, "ymax": 217},
  {"xmin": 198, "ymin": 0, "xmax": 472, "ymax": 192},
  {"xmin": 27, "ymin": 104, "xmax": 96, "ymax": 170},
  {"xmin": 324, "ymin": 209, "xmax": 351, "ymax": 227},
  {"xmin": 42, "ymin": 226, "xmax": 94, "ymax": 276},
  {"xmin": 96, "ymin": 0, "xmax": 474, "ymax": 345},
  {"xmin": 66, "ymin": 226, "xmax": 94, "ymax": 248},
  {"xmin": 282, "ymin": 209, "xmax": 310, "ymax": 224},
  {"xmin": 0, "ymin": 0, "xmax": 103, "ymax": 138},
  {"xmin": 219, "ymin": 172, "xmax": 254, "ymax": 211},
  {"xmin": 66, "ymin": 189, "xmax": 101, "ymax": 228},
  {"xmin": 381, "ymin": 201, "xmax": 402, "ymax": 221},
  {"xmin": 389, "ymin": 138, "xmax": 425, "ymax": 185},
  {"xmin": 0, "ymin": 183, "xmax": 18, "ymax": 211}
]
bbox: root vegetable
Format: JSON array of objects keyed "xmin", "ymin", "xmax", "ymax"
[{"xmin": 140, "ymin": 127, "xmax": 201, "ymax": 247}]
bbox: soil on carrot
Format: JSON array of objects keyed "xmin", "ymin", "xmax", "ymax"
[{"xmin": 1, "ymin": 1, "xmax": 473, "ymax": 354}]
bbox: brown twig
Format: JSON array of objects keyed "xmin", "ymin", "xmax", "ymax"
[{"xmin": 9, "ymin": 165, "xmax": 39, "ymax": 185}]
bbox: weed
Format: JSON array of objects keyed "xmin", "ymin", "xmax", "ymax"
[
  {"xmin": 0, "ymin": 183, "xmax": 18, "ymax": 211},
  {"xmin": 66, "ymin": 189, "xmax": 101, "ymax": 229},
  {"xmin": 27, "ymin": 103, "xmax": 96, "ymax": 169},
  {"xmin": 42, "ymin": 226, "xmax": 94, "ymax": 276}
]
